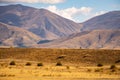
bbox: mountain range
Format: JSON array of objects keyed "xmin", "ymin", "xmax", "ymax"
[
  {"xmin": 39, "ymin": 30, "xmax": 120, "ymax": 49},
  {"xmin": 0, "ymin": 4, "xmax": 81, "ymax": 40},
  {"xmin": 82, "ymin": 11, "xmax": 120, "ymax": 31},
  {"xmin": 0, "ymin": 4, "xmax": 120, "ymax": 49}
]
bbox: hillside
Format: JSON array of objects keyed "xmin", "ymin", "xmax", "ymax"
[
  {"xmin": 0, "ymin": 22, "xmax": 40, "ymax": 47},
  {"xmin": 0, "ymin": 4, "xmax": 82, "ymax": 40},
  {"xmin": 82, "ymin": 11, "xmax": 120, "ymax": 31},
  {"xmin": 39, "ymin": 30, "xmax": 120, "ymax": 49},
  {"xmin": 37, "ymin": 11, "xmax": 120, "ymax": 49},
  {"xmin": 0, "ymin": 4, "xmax": 120, "ymax": 49}
]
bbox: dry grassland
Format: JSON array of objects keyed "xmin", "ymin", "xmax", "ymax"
[{"xmin": 0, "ymin": 48, "xmax": 120, "ymax": 80}]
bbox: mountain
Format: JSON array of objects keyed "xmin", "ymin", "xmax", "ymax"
[
  {"xmin": 0, "ymin": 22, "xmax": 40, "ymax": 47},
  {"xmin": 38, "ymin": 11, "xmax": 119, "ymax": 49},
  {"xmin": 0, "ymin": 4, "xmax": 82, "ymax": 40},
  {"xmin": 0, "ymin": 4, "xmax": 119, "ymax": 49},
  {"xmin": 82, "ymin": 11, "xmax": 120, "ymax": 31},
  {"xmin": 39, "ymin": 30, "xmax": 120, "ymax": 49}
]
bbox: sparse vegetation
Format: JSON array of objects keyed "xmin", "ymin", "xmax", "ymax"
[
  {"xmin": 66, "ymin": 66, "xmax": 70, "ymax": 69},
  {"xmin": 115, "ymin": 60, "xmax": 120, "ymax": 63},
  {"xmin": 80, "ymin": 47, "xmax": 82, "ymax": 49},
  {"xmin": 57, "ymin": 55, "xmax": 66, "ymax": 59},
  {"xmin": 110, "ymin": 65, "xmax": 116, "ymax": 69},
  {"xmin": 87, "ymin": 69, "xmax": 92, "ymax": 72},
  {"xmin": 111, "ymin": 69, "xmax": 116, "ymax": 72},
  {"xmin": 97, "ymin": 63, "xmax": 103, "ymax": 67},
  {"xmin": 37, "ymin": 63, "xmax": 43, "ymax": 66},
  {"xmin": 0, "ymin": 74, "xmax": 15, "ymax": 77},
  {"xmin": 9, "ymin": 61, "xmax": 15, "ymax": 65},
  {"xmin": 95, "ymin": 69, "xmax": 100, "ymax": 72},
  {"xmin": 56, "ymin": 62, "xmax": 62, "ymax": 66},
  {"xmin": 25, "ymin": 62, "xmax": 31, "ymax": 66},
  {"xmin": 0, "ymin": 48, "xmax": 120, "ymax": 66},
  {"xmin": 0, "ymin": 48, "xmax": 120, "ymax": 80}
]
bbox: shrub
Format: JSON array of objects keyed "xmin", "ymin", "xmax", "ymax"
[
  {"xmin": 25, "ymin": 62, "xmax": 31, "ymax": 66},
  {"xmin": 115, "ymin": 60, "xmax": 120, "ymax": 63},
  {"xmin": 97, "ymin": 63, "xmax": 103, "ymax": 67},
  {"xmin": 110, "ymin": 65, "xmax": 116, "ymax": 69},
  {"xmin": 66, "ymin": 66, "xmax": 70, "ymax": 69},
  {"xmin": 87, "ymin": 69, "xmax": 92, "ymax": 72},
  {"xmin": 111, "ymin": 69, "xmax": 116, "ymax": 72},
  {"xmin": 9, "ymin": 61, "xmax": 15, "ymax": 65},
  {"xmin": 56, "ymin": 62, "xmax": 62, "ymax": 66},
  {"xmin": 37, "ymin": 63, "xmax": 43, "ymax": 66},
  {"xmin": 95, "ymin": 69, "xmax": 100, "ymax": 72},
  {"xmin": 57, "ymin": 55, "xmax": 66, "ymax": 59},
  {"xmin": 80, "ymin": 47, "xmax": 82, "ymax": 49}
]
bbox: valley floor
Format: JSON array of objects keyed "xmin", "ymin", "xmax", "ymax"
[
  {"xmin": 0, "ymin": 63, "xmax": 120, "ymax": 80},
  {"xmin": 0, "ymin": 48, "xmax": 120, "ymax": 80}
]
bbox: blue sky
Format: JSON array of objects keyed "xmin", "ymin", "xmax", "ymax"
[{"xmin": 0, "ymin": 0, "xmax": 120, "ymax": 22}]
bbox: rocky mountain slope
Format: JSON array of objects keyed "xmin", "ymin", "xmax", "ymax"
[
  {"xmin": 39, "ymin": 30, "xmax": 120, "ymax": 49},
  {"xmin": 0, "ymin": 4, "xmax": 119, "ymax": 49},
  {"xmin": 38, "ymin": 11, "xmax": 120, "ymax": 49},
  {"xmin": 0, "ymin": 22, "xmax": 40, "ymax": 47},
  {"xmin": 0, "ymin": 4, "xmax": 81, "ymax": 40},
  {"xmin": 82, "ymin": 11, "xmax": 120, "ymax": 31}
]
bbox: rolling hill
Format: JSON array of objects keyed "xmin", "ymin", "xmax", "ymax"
[
  {"xmin": 39, "ymin": 30, "xmax": 120, "ymax": 49},
  {"xmin": 82, "ymin": 11, "xmax": 120, "ymax": 31},
  {"xmin": 0, "ymin": 22, "xmax": 40, "ymax": 47}
]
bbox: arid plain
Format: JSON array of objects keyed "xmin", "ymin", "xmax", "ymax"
[{"xmin": 0, "ymin": 48, "xmax": 120, "ymax": 80}]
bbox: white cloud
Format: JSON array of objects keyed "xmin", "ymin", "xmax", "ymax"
[
  {"xmin": 46, "ymin": 6, "xmax": 108, "ymax": 22},
  {"xmin": 0, "ymin": 0, "xmax": 65, "ymax": 4},
  {"xmin": 46, "ymin": 5, "xmax": 92, "ymax": 21},
  {"xmin": 94, "ymin": 11, "xmax": 107, "ymax": 16},
  {"xmin": 82, "ymin": 11, "xmax": 107, "ymax": 22}
]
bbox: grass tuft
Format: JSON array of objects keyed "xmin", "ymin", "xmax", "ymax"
[
  {"xmin": 97, "ymin": 63, "xmax": 103, "ymax": 67},
  {"xmin": 37, "ymin": 63, "xmax": 43, "ymax": 66},
  {"xmin": 56, "ymin": 62, "xmax": 62, "ymax": 66},
  {"xmin": 25, "ymin": 62, "xmax": 31, "ymax": 66},
  {"xmin": 9, "ymin": 61, "xmax": 15, "ymax": 65}
]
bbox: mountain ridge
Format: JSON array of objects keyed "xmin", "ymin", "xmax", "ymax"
[
  {"xmin": 0, "ymin": 4, "xmax": 82, "ymax": 40},
  {"xmin": 38, "ymin": 30, "xmax": 120, "ymax": 49},
  {"xmin": 82, "ymin": 11, "xmax": 120, "ymax": 31},
  {"xmin": 0, "ymin": 22, "xmax": 40, "ymax": 47},
  {"xmin": 0, "ymin": 4, "xmax": 120, "ymax": 49}
]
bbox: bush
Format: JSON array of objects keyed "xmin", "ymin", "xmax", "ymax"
[
  {"xmin": 111, "ymin": 69, "xmax": 116, "ymax": 72},
  {"xmin": 25, "ymin": 62, "xmax": 31, "ymax": 66},
  {"xmin": 57, "ymin": 55, "xmax": 66, "ymax": 59},
  {"xmin": 110, "ymin": 65, "xmax": 116, "ymax": 69},
  {"xmin": 115, "ymin": 60, "xmax": 120, "ymax": 63},
  {"xmin": 97, "ymin": 63, "xmax": 103, "ymax": 67},
  {"xmin": 66, "ymin": 66, "xmax": 70, "ymax": 69},
  {"xmin": 94, "ymin": 69, "xmax": 101, "ymax": 72},
  {"xmin": 9, "ymin": 61, "xmax": 15, "ymax": 65},
  {"xmin": 37, "ymin": 63, "xmax": 43, "ymax": 66},
  {"xmin": 56, "ymin": 62, "xmax": 62, "ymax": 66},
  {"xmin": 87, "ymin": 69, "xmax": 92, "ymax": 72}
]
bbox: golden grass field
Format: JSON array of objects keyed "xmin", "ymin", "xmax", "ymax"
[{"xmin": 0, "ymin": 48, "xmax": 120, "ymax": 80}]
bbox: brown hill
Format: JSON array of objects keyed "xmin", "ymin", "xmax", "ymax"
[
  {"xmin": 0, "ymin": 4, "xmax": 82, "ymax": 40},
  {"xmin": 0, "ymin": 22, "xmax": 40, "ymax": 47},
  {"xmin": 39, "ymin": 30, "xmax": 120, "ymax": 49},
  {"xmin": 82, "ymin": 11, "xmax": 120, "ymax": 31}
]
